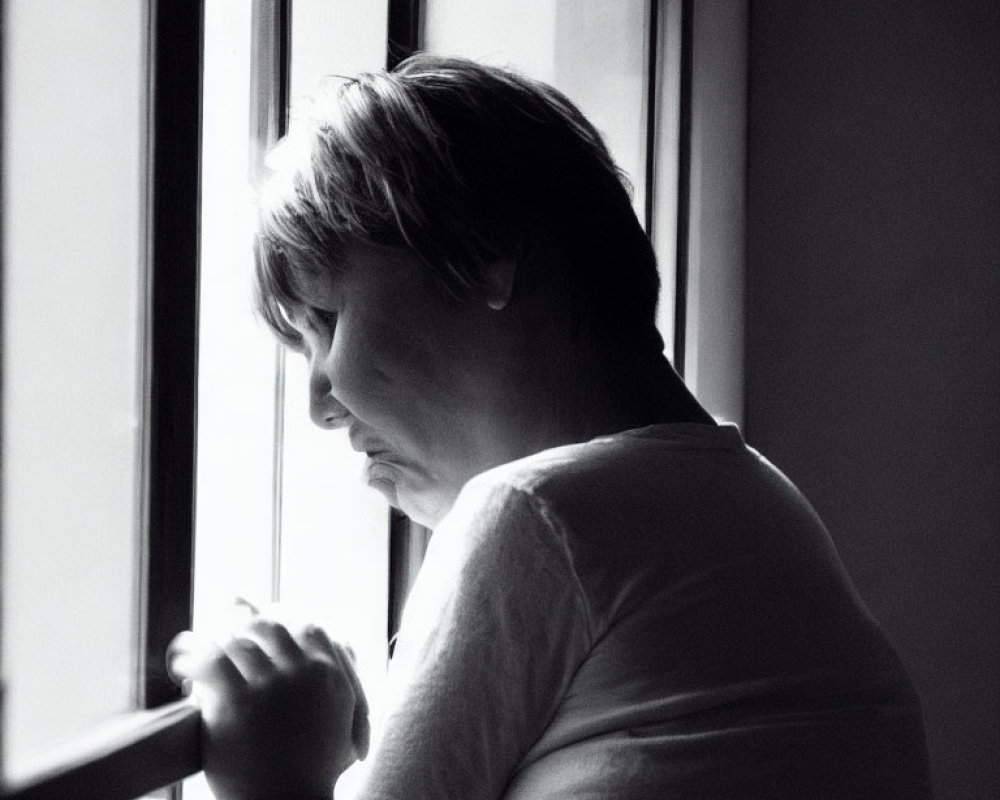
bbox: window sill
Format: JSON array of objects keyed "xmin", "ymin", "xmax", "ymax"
[{"xmin": 2, "ymin": 701, "xmax": 201, "ymax": 800}]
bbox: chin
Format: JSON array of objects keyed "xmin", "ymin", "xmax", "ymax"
[{"xmin": 367, "ymin": 477, "xmax": 401, "ymax": 509}]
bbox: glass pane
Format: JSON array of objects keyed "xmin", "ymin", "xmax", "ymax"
[
  {"xmin": 279, "ymin": 4, "xmax": 391, "ymax": 797},
  {"xmin": 1, "ymin": 0, "xmax": 146, "ymax": 775},
  {"xmin": 188, "ymin": 3, "xmax": 390, "ymax": 798},
  {"xmin": 193, "ymin": 0, "xmax": 277, "ymax": 638},
  {"xmin": 185, "ymin": 4, "xmax": 284, "ymax": 796}
]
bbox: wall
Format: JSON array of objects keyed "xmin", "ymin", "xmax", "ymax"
[{"xmin": 744, "ymin": 1, "xmax": 1000, "ymax": 797}]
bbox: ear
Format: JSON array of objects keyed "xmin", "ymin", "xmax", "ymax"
[{"xmin": 482, "ymin": 257, "xmax": 518, "ymax": 311}]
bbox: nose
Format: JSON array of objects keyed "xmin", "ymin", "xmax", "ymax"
[{"xmin": 308, "ymin": 366, "xmax": 349, "ymax": 429}]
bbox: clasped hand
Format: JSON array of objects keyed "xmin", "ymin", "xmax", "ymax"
[{"xmin": 167, "ymin": 615, "xmax": 370, "ymax": 800}]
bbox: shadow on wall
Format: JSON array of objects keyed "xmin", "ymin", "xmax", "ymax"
[{"xmin": 745, "ymin": 1, "xmax": 1000, "ymax": 798}]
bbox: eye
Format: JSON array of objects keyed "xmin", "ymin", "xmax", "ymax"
[
  {"xmin": 283, "ymin": 334, "xmax": 307, "ymax": 356},
  {"xmin": 307, "ymin": 307, "xmax": 338, "ymax": 333}
]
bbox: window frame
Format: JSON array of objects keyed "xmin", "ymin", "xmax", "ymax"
[
  {"xmin": 1, "ymin": 0, "xmax": 204, "ymax": 797},
  {"xmin": 1, "ymin": 1, "xmax": 747, "ymax": 797},
  {"xmin": 141, "ymin": 0, "xmax": 206, "ymax": 715}
]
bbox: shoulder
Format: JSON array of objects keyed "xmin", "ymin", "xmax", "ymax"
[
  {"xmin": 432, "ymin": 463, "xmax": 578, "ymax": 590},
  {"xmin": 457, "ymin": 421, "xmax": 752, "ymax": 520}
]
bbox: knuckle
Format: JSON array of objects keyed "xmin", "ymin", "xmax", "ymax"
[
  {"xmin": 249, "ymin": 616, "xmax": 281, "ymax": 636},
  {"xmin": 302, "ymin": 623, "xmax": 322, "ymax": 639},
  {"xmin": 301, "ymin": 623, "xmax": 330, "ymax": 647},
  {"xmin": 305, "ymin": 654, "xmax": 335, "ymax": 679},
  {"xmin": 226, "ymin": 635, "xmax": 259, "ymax": 654}
]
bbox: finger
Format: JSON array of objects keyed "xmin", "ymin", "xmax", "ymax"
[
  {"xmin": 244, "ymin": 616, "xmax": 305, "ymax": 669},
  {"xmin": 296, "ymin": 624, "xmax": 340, "ymax": 663},
  {"xmin": 299, "ymin": 627, "xmax": 359, "ymax": 703},
  {"xmin": 224, "ymin": 636, "xmax": 277, "ymax": 682},
  {"xmin": 324, "ymin": 638, "xmax": 370, "ymax": 759},
  {"xmin": 230, "ymin": 596, "xmax": 261, "ymax": 632},
  {"xmin": 233, "ymin": 595, "xmax": 260, "ymax": 616},
  {"xmin": 166, "ymin": 631, "xmax": 199, "ymax": 686},
  {"xmin": 167, "ymin": 633, "xmax": 246, "ymax": 693},
  {"xmin": 298, "ymin": 627, "xmax": 365, "ymax": 712},
  {"xmin": 352, "ymin": 689, "xmax": 372, "ymax": 760},
  {"xmin": 301, "ymin": 627, "xmax": 370, "ymax": 758}
]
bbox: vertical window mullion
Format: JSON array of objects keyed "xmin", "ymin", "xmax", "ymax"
[
  {"xmin": 644, "ymin": 0, "xmax": 661, "ymax": 236},
  {"xmin": 249, "ymin": 0, "xmax": 293, "ymax": 606},
  {"xmin": 140, "ymin": 0, "xmax": 206, "ymax": 711},
  {"xmin": 385, "ymin": 0, "xmax": 425, "ymax": 648},
  {"xmin": 672, "ymin": 0, "xmax": 694, "ymax": 378}
]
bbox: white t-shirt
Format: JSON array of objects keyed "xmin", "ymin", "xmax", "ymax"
[{"xmin": 358, "ymin": 424, "xmax": 931, "ymax": 799}]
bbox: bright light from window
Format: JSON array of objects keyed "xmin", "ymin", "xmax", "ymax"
[
  {"xmin": 1, "ymin": 0, "xmax": 145, "ymax": 775},
  {"xmin": 191, "ymin": 3, "xmax": 390, "ymax": 797}
]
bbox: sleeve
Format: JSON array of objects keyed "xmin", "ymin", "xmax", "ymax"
[{"xmin": 356, "ymin": 478, "xmax": 594, "ymax": 800}]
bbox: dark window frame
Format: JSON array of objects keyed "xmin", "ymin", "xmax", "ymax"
[
  {"xmin": 141, "ymin": 0, "xmax": 206, "ymax": 715},
  {"xmin": 385, "ymin": 0, "xmax": 429, "ymax": 652},
  {"xmin": 672, "ymin": 0, "xmax": 694, "ymax": 377}
]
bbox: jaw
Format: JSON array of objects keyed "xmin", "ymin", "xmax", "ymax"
[{"xmin": 396, "ymin": 489, "xmax": 456, "ymax": 530}]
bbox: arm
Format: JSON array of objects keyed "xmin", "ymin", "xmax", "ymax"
[
  {"xmin": 171, "ymin": 483, "xmax": 591, "ymax": 800},
  {"xmin": 360, "ymin": 483, "xmax": 593, "ymax": 800}
]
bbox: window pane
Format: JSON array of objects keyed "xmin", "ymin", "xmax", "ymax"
[
  {"xmin": 193, "ymin": 0, "xmax": 277, "ymax": 638},
  {"xmin": 279, "ymin": 4, "xmax": 391, "ymax": 796},
  {"xmin": 1, "ymin": 0, "xmax": 146, "ymax": 774},
  {"xmin": 189, "ymin": 3, "xmax": 390, "ymax": 797},
  {"xmin": 193, "ymin": 0, "xmax": 390, "ymax": 648}
]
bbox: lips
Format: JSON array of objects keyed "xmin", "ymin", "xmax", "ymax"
[
  {"xmin": 348, "ymin": 428, "xmax": 376, "ymax": 454},
  {"xmin": 349, "ymin": 428, "xmax": 393, "ymax": 461}
]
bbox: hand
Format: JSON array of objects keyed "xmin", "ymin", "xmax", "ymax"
[{"xmin": 167, "ymin": 618, "xmax": 370, "ymax": 800}]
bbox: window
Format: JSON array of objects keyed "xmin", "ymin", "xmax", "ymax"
[
  {"xmin": 1, "ymin": 0, "xmax": 147, "ymax": 769},
  {"xmin": 189, "ymin": 2, "xmax": 393, "ymax": 795},
  {"xmin": 1, "ymin": 2, "xmax": 745, "ymax": 798},
  {"xmin": 2, "ymin": 2, "xmax": 201, "ymax": 797}
]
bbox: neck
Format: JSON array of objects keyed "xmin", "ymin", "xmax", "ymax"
[
  {"xmin": 580, "ymin": 347, "xmax": 712, "ymax": 431},
  {"xmin": 506, "ymin": 339, "xmax": 714, "ymax": 459}
]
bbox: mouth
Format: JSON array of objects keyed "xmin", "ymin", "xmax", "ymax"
[
  {"xmin": 348, "ymin": 429, "xmax": 401, "ymax": 501},
  {"xmin": 360, "ymin": 447, "xmax": 393, "ymax": 466},
  {"xmin": 348, "ymin": 428, "xmax": 387, "ymax": 458},
  {"xmin": 351, "ymin": 437, "xmax": 395, "ymax": 469}
]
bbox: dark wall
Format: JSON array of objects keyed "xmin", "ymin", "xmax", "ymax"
[{"xmin": 744, "ymin": 1, "xmax": 1000, "ymax": 797}]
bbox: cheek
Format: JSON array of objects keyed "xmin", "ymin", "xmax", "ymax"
[
  {"xmin": 326, "ymin": 300, "xmax": 462, "ymax": 438},
  {"xmin": 325, "ymin": 315, "xmax": 414, "ymax": 421}
]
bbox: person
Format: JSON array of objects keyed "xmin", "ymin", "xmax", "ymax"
[{"xmin": 169, "ymin": 55, "xmax": 932, "ymax": 799}]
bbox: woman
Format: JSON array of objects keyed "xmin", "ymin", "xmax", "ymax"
[{"xmin": 171, "ymin": 56, "xmax": 931, "ymax": 799}]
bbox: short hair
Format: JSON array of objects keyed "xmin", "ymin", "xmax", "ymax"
[{"xmin": 254, "ymin": 54, "xmax": 663, "ymax": 353}]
